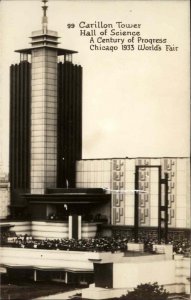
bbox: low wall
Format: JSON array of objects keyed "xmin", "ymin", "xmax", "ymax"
[
  {"xmin": 31, "ymin": 222, "xmax": 68, "ymax": 239},
  {"xmin": 127, "ymin": 243, "xmax": 144, "ymax": 252},
  {"xmin": 0, "ymin": 247, "xmax": 125, "ymax": 272},
  {"xmin": 174, "ymin": 255, "xmax": 190, "ymax": 294},
  {"xmin": 82, "ymin": 254, "xmax": 190, "ymax": 299},
  {"xmin": 7, "ymin": 221, "xmax": 98, "ymax": 239},
  {"xmin": 9, "ymin": 221, "xmax": 31, "ymax": 235},
  {"xmin": 153, "ymin": 244, "xmax": 173, "ymax": 259},
  {"xmin": 113, "ymin": 260, "xmax": 175, "ymax": 289},
  {"xmin": 0, "ymin": 247, "xmax": 96, "ymax": 271},
  {"xmin": 121, "ymin": 254, "xmax": 166, "ymax": 263},
  {"xmin": 1, "ymin": 246, "xmax": 189, "ymax": 297},
  {"xmin": 82, "ymin": 223, "xmax": 98, "ymax": 238}
]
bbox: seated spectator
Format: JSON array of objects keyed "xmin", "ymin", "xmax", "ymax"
[{"xmin": 1, "ymin": 233, "xmax": 190, "ymax": 256}]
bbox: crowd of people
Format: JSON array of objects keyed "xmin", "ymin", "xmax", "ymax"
[
  {"xmin": 2, "ymin": 235, "xmax": 128, "ymax": 252},
  {"xmin": 1, "ymin": 232, "xmax": 191, "ymax": 256},
  {"xmin": 168, "ymin": 238, "xmax": 191, "ymax": 256},
  {"xmin": 140, "ymin": 237, "xmax": 191, "ymax": 256}
]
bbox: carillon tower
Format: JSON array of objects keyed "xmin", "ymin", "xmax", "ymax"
[
  {"xmin": 30, "ymin": 0, "xmax": 59, "ymax": 193},
  {"xmin": 10, "ymin": 0, "xmax": 82, "ymax": 213}
]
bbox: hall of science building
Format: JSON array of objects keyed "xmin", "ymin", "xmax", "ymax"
[
  {"xmin": 0, "ymin": 1, "xmax": 190, "ymax": 297},
  {"xmin": 0, "ymin": 0, "xmax": 190, "ymax": 237}
]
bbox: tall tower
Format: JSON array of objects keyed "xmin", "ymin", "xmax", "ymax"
[
  {"xmin": 10, "ymin": 1, "xmax": 82, "ymax": 214},
  {"xmin": 30, "ymin": 0, "xmax": 58, "ymax": 194}
]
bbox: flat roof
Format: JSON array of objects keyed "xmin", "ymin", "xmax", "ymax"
[
  {"xmin": 15, "ymin": 45, "xmax": 78, "ymax": 55},
  {"xmin": 1, "ymin": 264, "xmax": 93, "ymax": 273},
  {"xmin": 23, "ymin": 192, "xmax": 111, "ymax": 204}
]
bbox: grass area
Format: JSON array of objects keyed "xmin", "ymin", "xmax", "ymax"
[{"xmin": 1, "ymin": 281, "xmax": 77, "ymax": 300}]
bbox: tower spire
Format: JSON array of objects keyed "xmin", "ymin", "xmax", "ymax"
[{"xmin": 42, "ymin": 0, "xmax": 48, "ymax": 33}]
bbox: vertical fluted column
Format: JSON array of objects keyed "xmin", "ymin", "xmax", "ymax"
[{"xmin": 31, "ymin": 48, "xmax": 57, "ymax": 194}]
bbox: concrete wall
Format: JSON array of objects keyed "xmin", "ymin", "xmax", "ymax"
[
  {"xmin": 9, "ymin": 221, "xmax": 31, "ymax": 235},
  {"xmin": 0, "ymin": 248, "xmax": 124, "ymax": 271},
  {"xmin": 82, "ymin": 223, "xmax": 98, "ymax": 238},
  {"xmin": 82, "ymin": 254, "xmax": 190, "ymax": 299},
  {"xmin": 0, "ymin": 247, "xmax": 94, "ymax": 271},
  {"xmin": 174, "ymin": 255, "xmax": 190, "ymax": 294},
  {"xmin": 0, "ymin": 181, "xmax": 10, "ymax": 219},
  {"xmin": 8, "ymin": 221, "xmax": 98, "ymax": 239},
  {"xmin": 1, "ymin": 245, "xmax": 189, "ymax": 297},
  {"xmin": 113, "ymin": 260, "xmax": 175, "ymax": 289},
  {"xmin": 31, "ymin": 221, "xmax": 68, "ymax": 239},
  {"xmin": 76, "ymin": 157, "xmax": 190, "ymax": 229}
]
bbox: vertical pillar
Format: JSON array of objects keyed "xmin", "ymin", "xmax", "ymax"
[
  {"xmin": 65, "ymin": 271, "xmax": 68, "ymax": 284},
  {"xmin": 164, "ymin": 173, "xmax": 169, "ymax": 244},
  {"xmin": 158, "ymin": 166, "xmax": 162, "ymax": 244},
  {"xmin": 134, "ymin": 165, "xmax": 168, "ymax": 244},
  {"xmin": 159, "ymin": 172, "xmax": 169, "ymax": 244},
  {"xmin": 69, "ymin": 215, "xmax": 72, "ymax": 239},
  {"xmin": 30, "ymin": 48, "xmax": 57, "ymax": 194},
  {"xmin": 68, "ymin": 215, "xmax": 82, "ymax": 239},
  {"xmin": 78, "ymin": 215, "xmax": 82, "ymax": 239},
  {"xmin": 34, "ymin": 269, "xmax": 37, "ymax": 282},
  {"xmin": 134, "ymin": 166, "xmax": 139, "ymax": 243}
]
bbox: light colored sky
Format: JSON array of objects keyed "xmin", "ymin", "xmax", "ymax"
[{"xmin": 0, "ymin": 0, "xmax": 190, "ymax": 172}]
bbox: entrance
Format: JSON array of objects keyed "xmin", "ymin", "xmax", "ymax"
[{"xmin": 134, "ymin": 165, "xmax": 168, "ymax": 244}]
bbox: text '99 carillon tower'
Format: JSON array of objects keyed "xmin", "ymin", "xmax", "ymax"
[{"xmin": 9, "ymin": 0, "xmax": 82, "ymax": 214}]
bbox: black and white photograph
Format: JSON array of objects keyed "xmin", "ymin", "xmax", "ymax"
[{"xmin": 0, "ymin": 0, "xmax": 190, "ymax": 299}]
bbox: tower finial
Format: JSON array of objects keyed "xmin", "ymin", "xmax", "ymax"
[{"xmin": 42, "ymin": 0, "xmax": 48, "ymax": 33}]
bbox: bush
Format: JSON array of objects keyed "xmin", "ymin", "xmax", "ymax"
[{"xmin": 119, "ymin": 282, "xmax": 169, "ymax": 300}]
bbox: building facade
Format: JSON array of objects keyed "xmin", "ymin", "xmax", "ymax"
[
  {"xmin": 7, "ymin": 1, "xmax": 190, "ymax": 236},
  {"xmin": 0, "ymin": 172, "xmax": 10, "ymax": 219},
  {"xmin": 9, "ymin": 1, "xmax": 82, "ymax": 215},
  {"xmin": 76, "ymin": 157, "xmax": 190, "ymax": 230}
]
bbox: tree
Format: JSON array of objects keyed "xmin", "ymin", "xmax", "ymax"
[{"xmin": 119, "ymin": 282, "xmax": 169, "ymax": 300}]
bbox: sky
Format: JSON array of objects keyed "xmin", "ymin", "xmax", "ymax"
[{"xmin": 0, "ymin": 0, "xmax": 190, "ymax": 172}]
